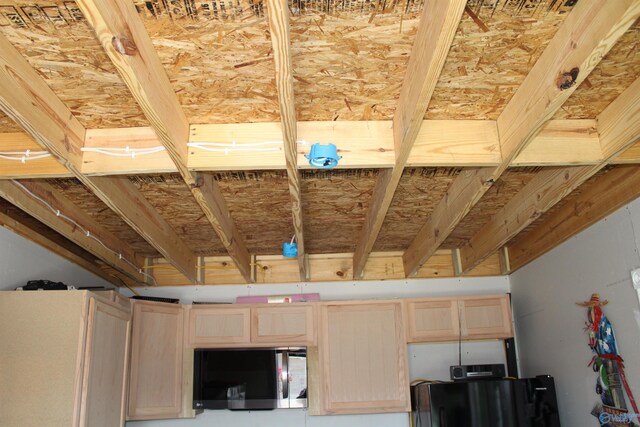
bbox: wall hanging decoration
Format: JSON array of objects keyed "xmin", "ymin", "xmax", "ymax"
[
  {"xmin": 305, "ymin": 143, "xmax": 342, "ymax": 169},
  {"xmin": 578, "ymin": 293, "xmax": 639, "ymax": 426}
]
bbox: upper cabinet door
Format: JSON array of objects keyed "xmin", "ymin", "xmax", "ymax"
[
  {"xmin": 128, "ymin": 301, "xmax": 184, "ymax": 420},
  {"xmin": 187, "ymin": 306, "xmax": 251, "ymax": 347},
  {"xmin": 405, "ymin": 299, "xmax": 460, "ymax": 342},
  {"xmin": 459, "ymin": 295, "xmax": 513, "ymax": 339},
  {"xmin": 251, "ymin": 305, "xmax": 316, "ymax": 345},
  {"xmin": 319, "ymin": 301, "xmax": 410, "ymax": 415},
  {"xmin": 78, "ymin": 297, "xmax": 131, "ymax": 427}
]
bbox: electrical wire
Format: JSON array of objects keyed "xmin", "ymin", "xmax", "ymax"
[
  {"xmin": 80, "ymin": 146, "xmax": 165, "ymax": 158},
  {"xmin": 10, "ymin": 180, "xmax": 157, "ymax": 286},
  {"xmin": 0, "ymin": 150, "xmax": 52, "ymax": 163}
]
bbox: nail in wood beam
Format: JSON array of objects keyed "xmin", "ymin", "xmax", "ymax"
[
  {"xmin": 266, "ymin": 0, "xmax": 307, "ymax": 280},
  {"xmin": 0, "ymin": 32, "xmax": 200, "ymax": 284},
  {"xmin": 402, "ymin": 0, "xmax": 640, "ymax": 277},
  {"xmin": 352, "ymin": 0, "xmax": 467, "ymax": 279}
]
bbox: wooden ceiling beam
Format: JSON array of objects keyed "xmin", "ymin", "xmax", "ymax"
[
  {"xmin": 0, "ymin": 201, "xmax": 135, "ymax": 288},
  {"xmin": 457, "ymin": 76, "xmax": 640, "ymax": 274},
  {"xmin": 508, "ymin": 165, "xmax": 640, "ymax": 272},
  {"xmin": 8, "ymin": 119, "xmax": 640, "ymax": 178},
  {"xmin": 0, "ymin": 180, "xmax": 144, "ymax": 282},
  {"xmin": 266, "ymin": 0, "xmax": 306, "ymax": 280},
  {"xmin": 0, "ymin": 32, "xmax": 200, "ymax": 284},
  {"xmin": 74, "ymin": 0, "xmax": 252, "ymax": 282},
  {"xmin": 352, "ymin": 0, "xmax": 467, "ymax": 279},
  {"xmin": 402, "ymin": 0, "xmax": 640, "ymax": 277}
]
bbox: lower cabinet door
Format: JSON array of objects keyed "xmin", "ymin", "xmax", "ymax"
[
  {"xmin": 318, "ymin": 301, "xmax": 410, "ymax": 415},
  {"xmin": 78, "ymin": 297, "xmax": 131, "ymax": 427},
  {"xmin": 128, "ymin": 301, "xmax": 184, "ymax": 420}
]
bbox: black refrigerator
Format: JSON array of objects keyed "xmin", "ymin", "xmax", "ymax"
[{"xmin": 411, "ymin": 376, "xmax": 561, "ymax": 427}]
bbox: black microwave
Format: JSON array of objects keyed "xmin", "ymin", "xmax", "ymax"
[{"xmin": 193, "ymin": 347, "xmax": 307, "ymax": 410}]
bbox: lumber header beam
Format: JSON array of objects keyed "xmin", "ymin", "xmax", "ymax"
[
  {"xmin": 0, "ymin": 31, "xmax": 200, "ymax": 284},
  {"xmin": 458, "ymin": 76, "xmax": 640, "ymax": 274},
  {"xmin": 352, "ymin": 0, "xmax": 467, "ymax": 279},
  {"xmin": 508, "ymin": 165, "xmax": 640, "ymax": 271},
  {"xmin": 402, "ymin": 0, "xmax": 640, "ymax": 277},
  {"xmin": 0, "ymin": 180, "xmax": 145, "ymax": 282},
  {"xmin": 75, "ymin": 0, "xmax": 253, "ymax": 282},
  {"xmin": 6, "ymin": 119, "xmax": 640, "ymax": 179},
  {"xmin": 266, "ymin": 0, "xmax": 307, "ymax": 280}
]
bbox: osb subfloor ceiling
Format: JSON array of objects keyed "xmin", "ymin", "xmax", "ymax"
[{"xmin": 0, "ymin": 0, "xmax": 639, "ymax": 285}]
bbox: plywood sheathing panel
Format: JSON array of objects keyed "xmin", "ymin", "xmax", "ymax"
[
  {"xmin": 128, "ymin": 174, "xmax": 227, "ymax": 256},
  {"xmin": 290, "ymin": 11, "xmax": 421, "ymax": 121},
  {"xmin": 426, "ymin": 2, "xmax": 573, "ymax": 120},
  {"xmin": 45, "ymin": 178, "xmax": 159, "ymax": 256},
  {"xmin": 136, "ymin": 4, "xmax": 279, "ymax": 124},
  {"xmin": 374, "ymin": 168, "xmax": 460, "ymax": 252},
  {"xmin": 441, "ymin": 167, "xmax": 540, "ymax": 248},
  {"xmin": 214, "ymin": 171, "xmax": 294, "ymax": 255},
  {"xmin": 507, "ymin": 166, "xmax": 612, "ymax": 247},
  {"xmin": 0, "ymin": 111, "xmax": 23, "ymax": 132},
  {"xmin": 554, "ymin": 21, "xmax": 640, "ymax": 119},
  {"xmin": 302, "ymin": 169, "xmax": 378, "ymax": 253},
  {"xmin": 0, "ymin": 1, "xmax": 149, "ymax": 129}
]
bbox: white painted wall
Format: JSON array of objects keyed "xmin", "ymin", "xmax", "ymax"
[
  {"xmin": 511, "ymin": 198, "xmax": 640, "ymax": 427},
  {"xmin": 122, "ymin": 276, "xmax": 511, "ymax": 427},
  {"xmin": 0, "ymin": 226, "xmax": 112, "ymax": 290}
]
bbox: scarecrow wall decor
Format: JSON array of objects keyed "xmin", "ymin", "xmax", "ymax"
[{"xmin": 578, "ymin": 293, "xmax": 638, "ymax": 426}]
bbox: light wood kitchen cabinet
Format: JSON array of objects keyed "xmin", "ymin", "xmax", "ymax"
[
  {"xmin": 186, "ymin": 303, "xmax": 316, "ymax": 347},
  {"xmin": 79, "ymin": 297, "xmax": 131, "ymax": 427},
  {"xmin": 128, "ymin": 300, "xmax": 184, "ymax": 420},
  {"xmin": 251, "ymin": 304, "xmax": 316, "ymax": 345},
  {"xmin": 405, "ymin": 294, "xmax": 513, "ymax": 342},
  {"xmin": 316, "ymin": 301, "xmax": 410, "ymax": 415},
  {"xmin": 0, "ymin": 290, "xmax": 131, "ymax": 427},
  {"xmin": 405, "ymin": 298, "xmax": 460, "ymax": 342},
  {"xmin": 459, "ymin": 295, "xmax": 512, "ymax": 339},
  {"xmin": 187, "ymin": 305, "xmax": 250, "ymax": 346}
]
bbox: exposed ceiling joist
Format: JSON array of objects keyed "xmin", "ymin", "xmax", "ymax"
[
  {"xmin": 7, "ymin": 118, "xmax": 640, "ymax": 179},
  {"xmin": 402, "ymin": 0, "xmax": 640, "ymax": 277},
  {"xmin": 0, "ymin": 32, "xmax": 200, "ymax": 284},
  {"xmin": 352, "ymin": 0, "xmax": 467, "ymax": 279},
  {"xmin": 74, "ymin": 0, "xmax": 253, "ymax": 282},
  {"xmin": 0, "ymin": 180, "xmax": 144, "ymax": 282},
  {"xmin": 508, "ymin": 165, "xmax": 640, "ymax": 272},
  {"xmin": 458, "ymin": 76, "xmax": 640, "ymax": 274},
  {"xmin": 266, "ymin": 0, "xmax": 306, "ymax": 280},
  {"xmin": 0, "ymin": 202, "xmax": 134, "ymax": 288}
]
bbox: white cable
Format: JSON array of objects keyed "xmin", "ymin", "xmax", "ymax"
[
  {"xmin": 0, "ymin": 151, "xmax": 52, "ymax": 162},
  {"xmin": 186, "ymin": 144, "xmax": 281, "ymax": 154},
  {"xmin": 187, "ymin": 140, "xmax": 283, "ymax": 148},
  {"xmin": 10, "ymin": 180, "xmax": 157, "ymax": 286},
  {"xmin": 80, "ymin": 146, "xmax": 165, "ymax": 158}
]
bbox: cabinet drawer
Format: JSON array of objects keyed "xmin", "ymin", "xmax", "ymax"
[
  {"xmin": 188, "ymin": 306, "xmax": 250, "ymax": 346},
  {"xmin": 406, "ymin": 299, "xmax": 459, "ymax": 342},
  {"xmin": 251, "ymin": 305, "xmax": 315, "ymax": 345}
]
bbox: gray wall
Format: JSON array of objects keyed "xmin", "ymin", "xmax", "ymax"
[
  {"xmin": 0, "ymin": 226, "xmax": 112, "ymax": 290},
  {"xmin": 123, "ymin": 277, "xmax": 511, "ymax": 427},
  {"xmin": 511, "ymin": 198, "xmax": 640, "ymax": 426}
]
